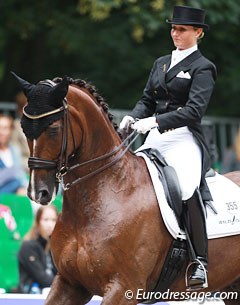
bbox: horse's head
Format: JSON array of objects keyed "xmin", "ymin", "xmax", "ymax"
[
  {"xmin": 12, "ymin": 73, "xmax": 76, "ymax": 204},
  {"xmin": 12, "ymin": 73, "xmax": 122, "ymax": 205}
]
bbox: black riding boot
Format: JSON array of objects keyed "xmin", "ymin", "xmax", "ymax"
[{"xmin": 186, "ymin": 188, "xmax": 208, "ymax": 289}]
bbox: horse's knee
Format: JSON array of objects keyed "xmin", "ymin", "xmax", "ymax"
[{"xmin": 45, "ymin": 275, "xmax": 92, "ymax": 305}]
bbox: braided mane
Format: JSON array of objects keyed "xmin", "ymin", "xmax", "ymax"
[{"xmin": 52, "ymin": 77, "xmax": 119, "ymax": 132}]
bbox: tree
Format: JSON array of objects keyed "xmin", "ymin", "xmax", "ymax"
[{"xmin": 0, "ymin": 0, "xmax": 240, "ymax": 116}]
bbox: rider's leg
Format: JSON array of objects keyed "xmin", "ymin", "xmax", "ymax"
[
  {"xmin": 142, "ymin": 127, "xmax": 207, "ymax": 288},
  {"xmin": 185, "ymin": 188, "xmax": 208, "ymax": 288},
  {"xmin": 149, "ymin": 128, "xmax": 208, "ymax": 287}
]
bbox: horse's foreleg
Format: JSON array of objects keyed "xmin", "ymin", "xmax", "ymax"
[
  {"xmin": 45, "ymin": 274, "xmax": 92, "ymax": 305},
  {"xmin": 101, "ymin": 281, "xmax": 138, "ymax": 305}
]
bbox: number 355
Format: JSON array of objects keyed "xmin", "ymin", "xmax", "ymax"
[{"xmin": 226, "ymin": 202, "xmax": 238, "ymax": 210}]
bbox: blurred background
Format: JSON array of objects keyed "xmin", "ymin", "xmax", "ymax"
[{"xmin": 0, "ymin": 0, "xmax": 240, "ymax": 115}]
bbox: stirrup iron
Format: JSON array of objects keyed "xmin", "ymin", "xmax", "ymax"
[{"xmin": 185, "ymin": 258, "xmax": 208, "ymax": 291}]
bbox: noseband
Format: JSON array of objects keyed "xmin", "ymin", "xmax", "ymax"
[{"xmin": 26, "ymin": 80, "xmax": 139, "ymax": 191}]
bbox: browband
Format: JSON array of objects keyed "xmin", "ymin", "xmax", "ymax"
[
  {"xmin": 23, "ymin": 79, "xmax": 68, "ymax": 120},
  {"xmin": 23, "ymin": 99, "xmax": 68, "ymax": 120}
]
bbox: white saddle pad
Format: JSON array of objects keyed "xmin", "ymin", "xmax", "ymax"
[{"xmin": 137, "ymin": 152, "xmax": 240, "ymax": 240}]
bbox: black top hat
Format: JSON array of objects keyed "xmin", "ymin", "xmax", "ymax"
[{"xmin": 166, "ymin": 6, "xmax": 209, "ymax": 30}]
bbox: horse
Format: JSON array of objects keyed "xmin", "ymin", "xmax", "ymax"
[{"xmin": 13, "ymin": 74, "xmax": 240, "ymax": 305}]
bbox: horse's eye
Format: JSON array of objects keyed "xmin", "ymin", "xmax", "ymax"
[
  {"xmin": 47, "ymin": 122, "xmax": 61, "ymax": 137},
  {"xmin": 49, "ymin": 121, "xmax": 61, "ymax": 128}
]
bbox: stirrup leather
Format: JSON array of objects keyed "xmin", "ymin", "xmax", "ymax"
[{"xmin": 185, "ymin": 258, "xmax": 208, "ymax": 291}]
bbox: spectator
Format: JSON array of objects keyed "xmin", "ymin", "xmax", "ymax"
[
  {"xmin": 17, "ymin": 205, "xmax": 58, "ymax": 293},
  {"xmin": 0, "ymin": 113, "xmax": 28, "ymax": 195},
  {"xmin": 11, "ymin": 92, "xmax": 29, "ymax": 173},
  {"xmin": 221, "ymin": 128, "xmax": 240, "ymax": 173}
]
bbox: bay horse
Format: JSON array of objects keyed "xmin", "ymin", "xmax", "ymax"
[{"xmin": 13, "ymin": 74, "xmax": 239, "ymax": 305}]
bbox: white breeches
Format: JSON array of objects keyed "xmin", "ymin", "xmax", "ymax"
[{"xmin": 138, "ymin": 127, "xmax": 202, "ymax": 200}]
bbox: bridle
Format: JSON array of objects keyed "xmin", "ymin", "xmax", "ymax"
[
  {"xmin": 25, "ymin": 80, "xmax": 75, "ymax": 186},
  {"xmin": 26, "ymin": 80, "xmax": 139, "ymax": 191}
]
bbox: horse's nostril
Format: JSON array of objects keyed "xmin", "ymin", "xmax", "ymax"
[
  {"xmin": 41, "ymin": 189, "xmax": 49, "ymax": 198},
  {"xmin": 38, "ymin": 189, "xmax": 52, "ymax": 204}
]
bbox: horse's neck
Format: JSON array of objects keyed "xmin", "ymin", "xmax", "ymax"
[
  {"xmin": 77, "ymin": 114, "xmax": 121, "ymax": 164},
  {"xmin": 62, "ymin": 151, "xmax": 133, "ymax": 223},
  {"xmin": 64, "ymin": 125, "xmax": 134, "ymax": 221},
  {"xmin": 65, "ymin": 88, "xmax": 135, "ymax": 219},
  {"xmin": 82, "ymin": 125, "xmax": 120, "ymax": 162},
  {"xmin": 70, "ymin": 88, "xmax": 120, "ymax": 161}
]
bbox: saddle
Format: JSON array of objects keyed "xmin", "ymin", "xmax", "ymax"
[
  {"xmin": 141, "ymin": 148, "xmax": 216, "ymax": 219},
  {"xmin": 140, "ymin": 149, "xmax": 187, "ymax": 303},
  {"xmin": 142, "ymin": 148, "xmax": 182, "ymax": 222}
]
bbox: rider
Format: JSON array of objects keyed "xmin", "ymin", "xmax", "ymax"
[{"xmin": 119, "ymin": 5, "xmax": 216, "ymax": 289}]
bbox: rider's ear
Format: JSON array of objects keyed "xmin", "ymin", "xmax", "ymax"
[
  {"xmin": 51, "ymin": 76, "xmax": 69, "ymax": 107},
  {"xmin": 11, "ymin": 71, "xmax": 35, "ymax": 98}
]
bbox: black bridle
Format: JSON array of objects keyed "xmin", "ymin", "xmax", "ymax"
[
  {"xmin": 27, "ymin": 97, "xmax": 75, "ymax": 180},
  {"xmin": 26, "ymin": 81, "xmax": 139, "ymax": 191},
  {"xmin": 25, "ymin": 80, "xmax": 75, "ymax": 183}
]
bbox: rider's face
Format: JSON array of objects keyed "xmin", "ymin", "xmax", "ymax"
[{"xmin": 171, "ymin": 25, "xmax": 203, "ymax": 50}]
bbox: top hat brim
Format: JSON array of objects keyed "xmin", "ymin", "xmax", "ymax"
[{"xmin": 166, "ymin": 19, "xmax": 209, "ymax": 30}]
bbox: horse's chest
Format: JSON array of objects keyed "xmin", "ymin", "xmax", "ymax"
[{"xmin": 52, "ymin": 228, "xmax": 104, "ymax": 288}]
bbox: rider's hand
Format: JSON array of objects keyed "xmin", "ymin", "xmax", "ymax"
[
  {"xmin": 119, "ymin": 115, "xmax": 135, "ymax": 131},
  {"xmin": 132, "ymin": 117, "xmax": 158, "ymax": 134}
]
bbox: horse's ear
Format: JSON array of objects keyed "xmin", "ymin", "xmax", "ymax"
[
  {"xmin": 51, "ymin": 76, "xmax": 69, "ymax": 107},
  {"xmin": 11, "ymin": 71, "xmax": 35, "ymax": 98}
]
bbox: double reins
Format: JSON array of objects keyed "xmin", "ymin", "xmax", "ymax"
[
  {"xmin": 26, "ymin": 80, "xmax": 139, "ymax": 191},
  {"xmin": 59, "ymin": 130, "xmax": 139, "ymax": 190}
]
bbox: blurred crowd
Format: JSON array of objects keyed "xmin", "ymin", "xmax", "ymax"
[
  {"xmin": 0, "ymin": 92, "xmax": 58, "ymax": 294},
  {"xmin": 0, "ymin": 92, "xmax": 28, "ymax": 196}
]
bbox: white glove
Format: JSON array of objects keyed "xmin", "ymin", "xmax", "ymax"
[
  {"xmin": 132, "ymin": 117, "xmax": 158, "ymax": 134},
  {"xmin": 119, "ymin": 115, "xmax": 135, "ymax": 130}
]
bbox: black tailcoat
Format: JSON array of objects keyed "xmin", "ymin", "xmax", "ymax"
[{"xmin": 130, "ymin": 50, "xmax": 217, "ymax": 199}]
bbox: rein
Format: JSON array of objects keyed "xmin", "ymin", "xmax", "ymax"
[
  {"xmin": 26, "ymin": 80, "xmax": 139, "ymax": 191},
  {"xmin": 59, "ymin": 130, "xmax": 139, "ymax": 190}
]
